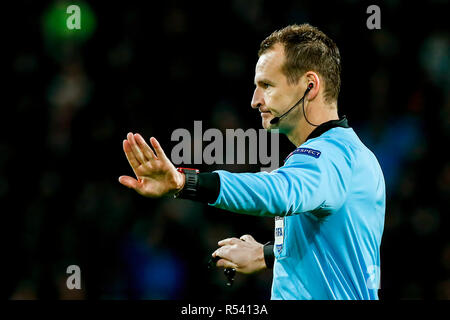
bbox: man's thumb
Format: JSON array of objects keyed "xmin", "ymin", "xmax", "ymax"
[{"xmin": 119, "ymin": 176, "xmax": 139, "ymax": 190}]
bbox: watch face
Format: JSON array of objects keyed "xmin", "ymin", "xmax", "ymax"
[{"xmin": 177, "ymin": 167, "xmax": 200, "ymax": 174}]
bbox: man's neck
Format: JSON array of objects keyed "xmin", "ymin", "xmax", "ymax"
[{"xmin": 286, "ymin": 106, "xmax": 339, "ymax": 147}]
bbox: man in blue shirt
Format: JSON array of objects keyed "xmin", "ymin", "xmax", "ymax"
[{"xmin": 118, "ymin": 24, "xmax": 385, "ymax": 300}]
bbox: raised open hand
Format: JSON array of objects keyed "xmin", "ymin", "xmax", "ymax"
[{"xmin": 119, "ymin": 133, "xmax": 185, "ymax": 198}]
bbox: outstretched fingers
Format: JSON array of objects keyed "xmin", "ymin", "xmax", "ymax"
[
  {"xmin": 134, "ymin": 133, "xmax": 157, "ymax": 160},
  {"xmin": 123, "ymin": 140, "xmax": 140, "ymax": 173},
  {"xmin": 127, "ymin": 132, "xmax": 147, "ymax": 164},
  {"xmin": 149, "ymin": 137, "xmax": 168, "ymax": 161}
]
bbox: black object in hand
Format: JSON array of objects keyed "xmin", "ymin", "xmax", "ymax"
[
  {"xmin": 208, "ymin": 256, "xmax": 236, "ymax": 287},
  {"xmin": 208, "ymin": 255, "xmax": 220, "ymax": 269},
  {"xmin": 224, "ymin": 267, "xmax": 236, "ymax": 287}
]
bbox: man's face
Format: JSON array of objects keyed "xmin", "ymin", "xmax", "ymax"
[{"xmin": 251, "ymin": 43, "xmax": 301, "ymax": 131}]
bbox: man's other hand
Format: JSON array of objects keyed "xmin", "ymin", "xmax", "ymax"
[
  {"xmin": 212, "ymin": 234, "xmax": 266, "ymax": 274},
  {"xmin": 118, "ymin": 133, "xmax": 185, "ymax": 198}
]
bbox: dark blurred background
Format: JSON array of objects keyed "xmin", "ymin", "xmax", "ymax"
[{"xmin": 3, "ymin": 0, "xmax": 449, "ymax": 299}]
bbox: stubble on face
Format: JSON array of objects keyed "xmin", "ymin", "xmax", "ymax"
[
  {"xmin": 254, "ymin": 45, "xmax": 286, "ymax": 130},
  {"xmin": 255, "ymin": 44, "xmax": 298, "ymax": 132}
]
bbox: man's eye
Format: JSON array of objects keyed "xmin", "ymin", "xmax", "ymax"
[{"xmin": 263, "ymin": 83, "xmax": 271, "ymax": 88}]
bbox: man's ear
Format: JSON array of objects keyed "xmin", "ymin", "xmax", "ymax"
[{"xmin": 305, "ymin": 71, "xmax": 320, "ymax": 100}]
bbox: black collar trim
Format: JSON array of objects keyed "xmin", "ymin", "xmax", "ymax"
[{"xmin": 306, "ymin": 115, "xmax": 350, "ymax": 141}]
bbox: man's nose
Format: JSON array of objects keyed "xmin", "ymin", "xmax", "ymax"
[{"xmin": 251, "ymin": 88, "xmax": 264, "ymax": 109}]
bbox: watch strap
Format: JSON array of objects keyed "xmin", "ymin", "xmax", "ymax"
[
  {"xmin": 263, "ymin": 241, "xmax": 275, "ymax": 269},
  {"xmin": 174, "ymin": 167, "xmax": 200, "ymax": 199}
]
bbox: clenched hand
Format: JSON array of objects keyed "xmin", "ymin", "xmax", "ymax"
[{"xmin": 212, "ymin": 234, "xmax": 267, "ymax": 274}]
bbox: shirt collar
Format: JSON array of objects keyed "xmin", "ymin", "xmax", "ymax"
[
  {"xmin": 305, "ymin": 115, "xmax": 350, "ymax": 141},
  {"xmin": 283, "ymin": 115, "xmax": 350, "ymax": 163}
]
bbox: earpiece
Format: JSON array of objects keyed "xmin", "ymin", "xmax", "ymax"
[
  {"xmin": 302, "ymin": 82, "xmax": 320, "ymax": 127},
  {"xmin": 270, "ymin": 82, "xmax": 315, "ymax": 125}
]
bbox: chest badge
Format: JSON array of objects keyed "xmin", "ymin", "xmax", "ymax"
[{"xmin": 274, "ymin": 217, "xmax": 284, "ymax": 254}]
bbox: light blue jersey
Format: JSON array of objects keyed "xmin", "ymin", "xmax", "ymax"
[{"xmin": 209, "ymin": 124, "xmax": 385, "ymax": 300}]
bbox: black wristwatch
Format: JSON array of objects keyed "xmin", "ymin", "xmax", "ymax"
[{"xmin": 174, "ymin": 167, "xmax": 200, "ymax": 200}]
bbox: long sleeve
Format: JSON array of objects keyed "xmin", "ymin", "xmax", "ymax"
[{"xmin": 209, "ymin": 139, "xmax": 353, "ymax": 217}]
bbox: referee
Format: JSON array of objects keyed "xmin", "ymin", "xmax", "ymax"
[{"xmin": 118, "ymin": 24, "xmax": 385, "ymax": 300}]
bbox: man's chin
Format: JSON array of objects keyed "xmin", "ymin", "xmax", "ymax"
[
  {"xmin": 262, "ymin": 118, "xmax": 275, "ymax": 131},
  {"xmin": 262, "ymin": 117, "xmax": 287, "ymax": 134}
]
